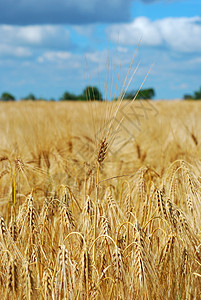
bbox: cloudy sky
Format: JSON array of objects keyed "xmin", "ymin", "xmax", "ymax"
[{"xmin": 0, "ymin": 0, "xmax": 200, "ymax": 100}]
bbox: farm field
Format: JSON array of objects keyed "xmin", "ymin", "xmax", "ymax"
[{"xmin": 0, "ymin": 100, "xmax": 201, "ymax": 299}]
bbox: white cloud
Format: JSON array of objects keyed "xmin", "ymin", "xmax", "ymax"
[
  {"xmin": 0, "ymin": 25, "xmax": 71, "ymax": 58},
  {"xmin": 156, "ymin": 17, "xmax": 201, "ymax": 52},
  {"xmin": 73, "ymin": 24, "xmax": 97, "ymax": 37},
  {"xmin": 116, "ymin": 47, "xmax": 128, "ymax": 53},
  {"xmin": 17, "ymin": 26, "xmax": 58, "ymax": 44},
  {"xmin": 38, "ymin": 51, "xmax": 71, "ymax": 62},
  {"xmin": 188, "ymin": 57, "xmax": 201, "ymax": 64},
  {"xmin": 0, "ymin": 45, "xmax": 32, "ymax": 57},
  {"xmin": 108, "ymin": 16, "xmax": 201, "ymax": 53},
  {"xmin": 85, "ymin": 50, "xmax": 108, "ymax": 64},
  {"xmin": 0, "ymin": 25, "xmax": 57, "ymax": 45},
  {"xmin": 108, "ymin": 17, "xmax": 162, "ymax": 46},
  {"xmin": 178, "ymin": 83, "xmax": 188, "ymax": 90}
]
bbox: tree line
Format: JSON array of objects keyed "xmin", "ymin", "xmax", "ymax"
[
  {"xmin": 183, "ymin": 87, "xmax": 201, "ymax": 100},
  {"xmin": 1, "ymin": 86, "xmax": 201, "ymax": 101},
  {"xmin": 0, "ymin": 87, "xmax": 156, "ymax": 101}
]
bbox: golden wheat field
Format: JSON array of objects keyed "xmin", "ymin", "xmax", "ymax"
[{"xmin": 0, "ymin": 100, "xmax": 201, "ymax": 299}]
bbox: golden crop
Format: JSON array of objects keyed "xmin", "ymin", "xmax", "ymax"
[{"xmin": 0, "ymin": 100, "xmax": 201, "ymax": 299}]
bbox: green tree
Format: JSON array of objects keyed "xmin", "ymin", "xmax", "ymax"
[
  {"xmin": 81, "ymin": 86, "xmax": 102, "ymax": 101},
  {"xmin": 124, "ymin": 88, "xmax": 155, "ymax": 100},
  {"xmin": 60, "ymin": 86, "xmax": 102, "ymax": 101},
  {"xmin": 183, "ymin": 87, "xmax": 201, "ymax": 100},
  {"xmin": 183, "ymin": 94, "xmax": 193, "ymax": 100},
  {"xmin": 22, "ymin": 93, "xmax": 37, "ymax": 100},
  {"xmin": 60, "ymin": 91, "xmax": 78, "ymax": 101},
  {"xmin": 193, "ymin": 87, "xmax": 201, "ymax": 100},
  {"xmin": 1, "ymin": 92, "xmax": 15, "ymax": 101}
]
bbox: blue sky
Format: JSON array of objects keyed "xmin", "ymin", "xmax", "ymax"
[{"xmin": 0, "ymin": 0, "xmax": 200, "ymax": 100}]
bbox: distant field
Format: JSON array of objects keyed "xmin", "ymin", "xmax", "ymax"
[{"xmin": 0, "ymin": 100, "xmax": 201, "ymax": 299}]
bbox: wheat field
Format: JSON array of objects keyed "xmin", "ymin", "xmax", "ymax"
[{"xmin": 0, "ymin": 100, "xmax": 201, "ymax": 299}]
